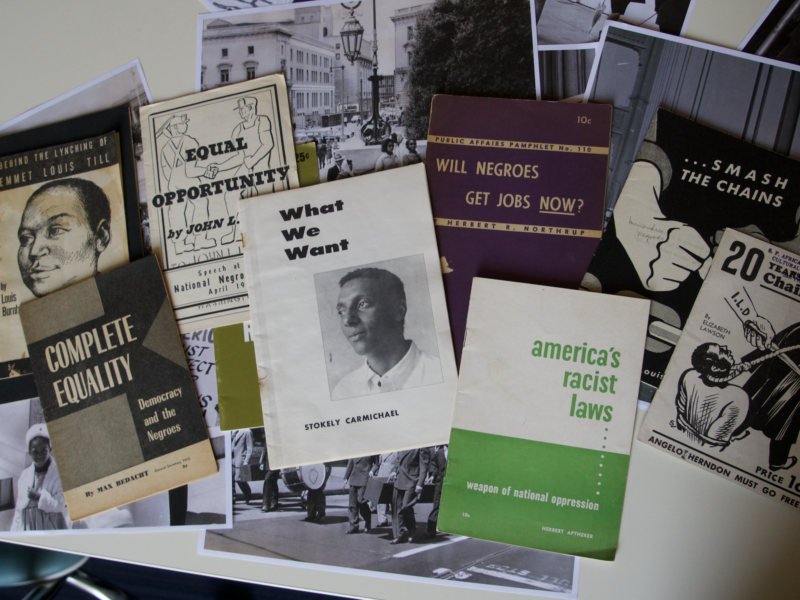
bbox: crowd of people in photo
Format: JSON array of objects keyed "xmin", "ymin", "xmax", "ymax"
[
  {"xmin": 232, "ymin": 433, "xmax": 448, "ymax": 546},
  {"xmin": 308, "ymin": 135, "xmax": 424, "ymax": 183}
]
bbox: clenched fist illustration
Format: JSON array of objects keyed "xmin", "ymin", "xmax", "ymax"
[{"xmin": 614, "ymin": 161, "xmax": 711, "ymax": 292}]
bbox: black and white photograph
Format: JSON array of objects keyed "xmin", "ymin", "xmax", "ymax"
[
  {"xmin": 585, "ymin": 22, "xmax": 800, "ymax": 218},
  {"xmin": 538, "ymin": 47, "xmax": 595, "ymax": 100},
  {"xmin": 741, "ymin": 0, "xmax": 800, "ymax": 65},
  {"xmin": 204, "ymin": 429, "xmax": 579, "ymax": 597},
  {"xmin": 535, "ymin": 0, "xmax": 691, "ymax": 46},
  {"xmin": 0, "ymin": 398, "xmax": 229, "ymax": 534},
  {"xmin": 197, "ymin": 0, "xmax": 539, "ymax": 181},
  {"xmin": 314, "ymin": 255, "xmax": 442, "ymax": 401}
]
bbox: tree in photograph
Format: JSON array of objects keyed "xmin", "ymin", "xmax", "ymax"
[{"xmin": 404, "ymin": 0, "xmax": 537, "ymax": 140}]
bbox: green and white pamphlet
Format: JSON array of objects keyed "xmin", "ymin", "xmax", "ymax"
[{"xmin": 438, "ymin": 278, "xmax": 649, "ymax": 560}]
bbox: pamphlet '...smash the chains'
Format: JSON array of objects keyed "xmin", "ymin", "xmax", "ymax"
[
  {"xmin": 639, "ymin": 229, "xmax": 800, "ymax": 512},
  {"xmin": 239, "ymin": 164, "xmax": 458, "ymax": 469}
]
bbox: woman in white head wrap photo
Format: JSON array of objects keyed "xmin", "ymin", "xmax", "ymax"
[{"xmin": 11, "ymin": 423, "xmax": 70, "ymax": 531}]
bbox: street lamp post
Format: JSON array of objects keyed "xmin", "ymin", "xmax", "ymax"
[
  {"xmin": 340, "ymin": 65, "xmax": 346, "ymax": 141},
  {"xmin": 340, "ymin": 0, "xmax": 389, "ymax": 145}
]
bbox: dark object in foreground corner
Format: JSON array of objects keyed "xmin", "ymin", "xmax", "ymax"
[{"xmin": 0, "ymin": 551, "xmax": 334, "ymax": 600}]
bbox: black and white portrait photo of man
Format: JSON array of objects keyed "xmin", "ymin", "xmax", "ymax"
[
  {"xmin": 17, "ymin": 178, "xmax": 112, "ymax": 298},
  {"xmin": 315, "ymin": 257, "xmax": 443, "ymax": 402}
]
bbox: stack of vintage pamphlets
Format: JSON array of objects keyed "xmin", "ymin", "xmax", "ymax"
[{"xmin": 6, "ymin": 5, "xmax": 800, "ymax": 597}]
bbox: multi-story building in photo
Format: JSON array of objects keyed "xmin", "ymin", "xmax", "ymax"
[
  {"xmin": 331, "ymin": 37, "xmax": 373, "ymax": 119},
  {"xmin": 390, "ymin": 3, "xmax": 432, "ymax": 112},
  {"xmin": 202, "ymin": 12, "xmax": 337, "ymax": 126},
  {"xmin": 202, "ymin": 4, "xmax": 411, "ymax": 130}
]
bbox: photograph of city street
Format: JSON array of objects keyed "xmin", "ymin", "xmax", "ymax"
[
  {"xmin": 198, "ymin": 0, "xmax": 538, "ymax": 181},
  {"xmin": 203, "ymin": 428, "xmax": 578, "ymax": 597}
]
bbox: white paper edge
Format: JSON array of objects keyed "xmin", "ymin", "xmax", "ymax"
[
  {"xmin": 0, "ymin": 431, "xmax": 232, "ymax": 537},
  {"xmin": 197, "ymin": 530, "xmax": 580, "ymax": 599},
  {"xmin": 583, "ymin": 20, "xmax": 800, "ymax": 103},
  {"xmin": 537, "ymin": 42, "xmax": 599, "ymax": 105},
  {"xmin": 532, "ymin": 3, "xmax": 542, "ymax": 100},
  {"xmin": 638, "ymin": 400, "xmax": 651, "ymax": 411},
  {"xmin": 738, "ymin": 0, "xmax": 782, "ymax": 50},
  {"xmin": 538, "ymin": 42, "xmax": 600, "ymax": 51},
  {"xmin": 0, "ymin": 59, "xmax": 153, "ymax": 133},
  {"xmin": 679, "ymin": 0, "xmax": 699, "ymax": 37}
]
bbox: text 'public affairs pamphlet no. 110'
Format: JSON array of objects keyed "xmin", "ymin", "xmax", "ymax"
[
  {"xmin": 140, "ymin": 75, "xmax": 298, "ymax": 334},
  {"xmin": 19, "ymin": 255, "xmax": 218, "ymax": 520},
  {"xmin": 438, "ymin": 278, "xmax": 649, "ymax": 560},
  {"xmin": 639, "ymin": 229, "xmax": 800, "ymax": 512},
  {"xmin": 239, "ymin": 164, "xmax": 458, "ymax": 469}
]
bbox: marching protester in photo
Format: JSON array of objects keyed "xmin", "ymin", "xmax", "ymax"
[
  {"xmin": 12, "ymin": 424, "xmax": 69, "ymax": 531},
  {"xmin": 389, "ymin": 448, "xmax": 430, "ymax": 544},
  {"xmin": 344, "ymin": 455, "xmax": 378, "ymax": 534},
  {"xmin": 260, "ymin": 446, "xmax": 280, "ymax": 512},
  {"xmin": 232, "ymin": 428, "xmax": 254, "ymax": 505},
  {"xmin": 426, "ymin": 445, "xmax": 447, "ymax": 538},
  {"xmin": 304, "ymin": 466, "xmax": 331, "ymax": 523},
  {"xmin": 376, "ymin": 452, "xmax": 398, "ymax": 527}
]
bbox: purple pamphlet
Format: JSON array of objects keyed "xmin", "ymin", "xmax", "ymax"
[{"xmin": 425, "ymin": 95, "xmax": 611, "ymax": 364}]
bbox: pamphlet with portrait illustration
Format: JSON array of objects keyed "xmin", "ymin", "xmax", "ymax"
[
  {"xmin": 239, "ymin": 164, "xmax": 458, "ymax": 468},
  {"xmin": 140, "ymin": 75, "xmax": 298, "ymax": 334},
  {"xmin": 438, "ymin": 278, "xmax": 649, "ymax": 560},
  {"xmin": 639, "ymin": 229, "xmax": 800, "ymax": 512},
  {"xmin": 0, "ymin": 131, "xmax": 130, "ymax": 407},
  {"xmin": 18, "ymin": 255, "xmax": 218, "ymax": 521}
]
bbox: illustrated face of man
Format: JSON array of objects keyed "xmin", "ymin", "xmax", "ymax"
[
  {"xmin": 18, "ymin": 188, "xmax": 102, "ymax": 297},
  {"xmin": 169, "ymin": 121, "xmax": 188, "ymax": 136},
  {"xmin": 706, "ymin": 344, "xmax": 735, "ymax": 375},
  {"xmin": 337, "ymin": 278, "xmax": 402, "ymax": 357},
  {"xmin": 238, "ymin": 104, "xmax": 254, "ymax": 121},
  {"xmin": 29, "ymin": 437, "xmax": 51, "ymax": 469}
]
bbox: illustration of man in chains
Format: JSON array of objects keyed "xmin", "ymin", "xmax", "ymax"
[
  {"xmin": 158, "ymin": 114, "xmax": 218, "ymax": 255},
  {"xmin": 206, "ymin": 97, "xmax": 276, "ymax": 245},
  {"xmin": 675, "ymin": 302, "xmax": 800, "ymax": 471}
]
